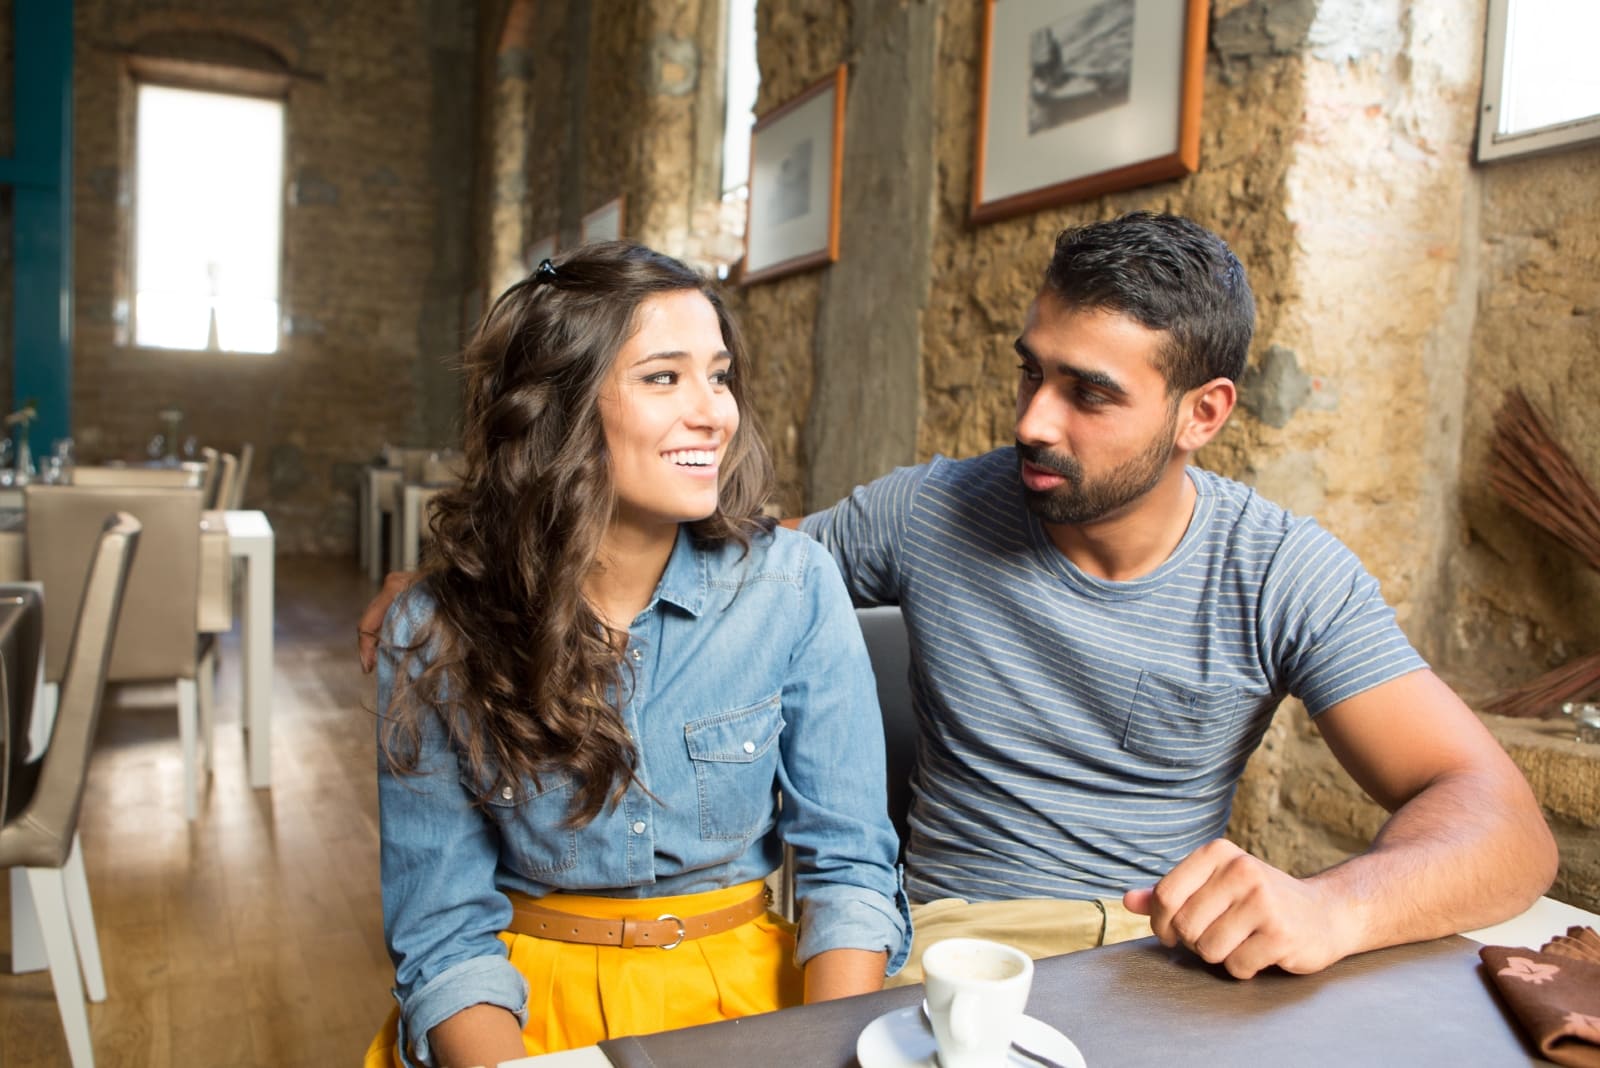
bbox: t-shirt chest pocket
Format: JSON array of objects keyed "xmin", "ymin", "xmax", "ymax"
[
  {"xmin": 683, "ymin": 694, "xmax": 785, "ymax": 841},
  {"xmin": 1122, "ymin": 670, "xmax": 1242, "ymax": 768}
]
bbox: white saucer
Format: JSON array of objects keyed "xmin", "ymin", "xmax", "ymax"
[{"xmin": 855, "ymin": 1004, "xmax": 1086, "ymax": 1068}]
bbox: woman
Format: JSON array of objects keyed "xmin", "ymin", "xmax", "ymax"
[{"xmin": 364, "ymin": 243, "xmax": 908, "ymax": 1068}]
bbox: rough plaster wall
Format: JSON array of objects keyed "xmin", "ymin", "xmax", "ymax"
[
  {"xmin": 1223, "ymin": 4, "xmax": 1600, "ymax": 910},
  {"xmin": 919, "ymin": 0, "xmax": 1301, "ymax": 477},
  {"xmin": 69, "ymin": 0, "xmax": 477, "ymax": 553},
  {"xmin": 1270, "ymin": 1, "xmax": 1480, "ymax": 655},
  {"xmin": 753, "ymin": 0, "xmax": 1599, "ymax": 910},
  {"xmin": 1445, "ymin": 144, "xmax": 1600, "ymax": 700}
]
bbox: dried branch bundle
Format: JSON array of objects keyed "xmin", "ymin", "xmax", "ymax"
[
  {"xmin": 1488, "ymin": 389, "xmax": 1600, "ymax": 572},
  {"xmin": 1481, "ymin": 649, "xmax": 1600, "ymax": 719},
  {"xmin": 1483, "ymin": 389, "xmax": 1600, "ymax": 716}
]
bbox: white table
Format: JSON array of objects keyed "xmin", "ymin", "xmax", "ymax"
[
  {"xmin": 11, "ymin": 513, "xmax": 276, "ymax": 978},
  {"xmin": 360, "ymin": 465, "xmax": 403, "ymax": 581},
  {"xmin": 224, "ymin": 509, "xmax": 275, "ymax": 789},
  {"xmin": 394, "ymin": 482, "xmax": 450, "ymax": 572}
]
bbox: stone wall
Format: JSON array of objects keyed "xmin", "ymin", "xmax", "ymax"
[
  {"xmin": 740, "ymin": 0, "xmax": 1600, "ymax": 912},
  {"xmin": 65, "ymin": 0, "xmax": 478, "ymax": 553}
]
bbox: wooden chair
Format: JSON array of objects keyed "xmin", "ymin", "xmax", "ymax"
[
  {"xmin": 69, "ymin": 464, "xmax": 203, "ymax": 489},
  {"xmin": 226, "ymin": 443, "xmax": 254, "ymax": 510},
  {"xmin": 26, "ymin": 486, "xmax": 217, "ymax": 820},
  {"xmin": 1, "ymin": 513, "xmax": 140, "ymax": 1068},
  {"xmin": 207, "ymin": 452, "xmax": 239, "ymax": 511}
]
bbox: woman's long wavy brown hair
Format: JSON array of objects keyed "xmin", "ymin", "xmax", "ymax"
[{"xmin": 380, "ymin": 242, "xmax": 775, "ymax": 826}]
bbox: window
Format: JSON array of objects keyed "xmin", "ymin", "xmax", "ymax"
[
  {"xmin": 134, "ymin": 84, "xmax": 285, "ymax": 352},
  {"xmin": 721, "ymin": 0, "xmax": 760, "ymax": 199},
  {"xmin": 1477, "ymin": 0, "xmax": 1600, "ymax": 161}
]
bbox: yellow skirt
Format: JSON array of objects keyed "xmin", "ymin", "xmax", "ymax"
[{"xmin": 364, "ymin": 880, "xmax": 801, "ymax": 1065}]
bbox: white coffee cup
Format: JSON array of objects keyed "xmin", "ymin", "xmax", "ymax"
[{"xmin": 920, "ymin": 937, "xmax": 1034, "ymax": 1068}]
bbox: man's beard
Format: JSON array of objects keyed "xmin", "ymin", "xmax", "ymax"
[{"xmin": 1016, "ymin": 413, "xmax": 1178, "ymax": 526}]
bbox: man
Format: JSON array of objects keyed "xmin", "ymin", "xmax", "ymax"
[{"xmin": 361, "ymin": 212, "xmax": 1556, "ymax": 982}]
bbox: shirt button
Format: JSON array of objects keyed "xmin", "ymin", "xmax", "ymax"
[
  {"xmin": 631, "ymin": 820, "xmax": 647, "ymax": 834},
  {"xmin": 501, "ymin": 786, "xmax": 514, "ymax": 800},
  {"xmin": 630, "ymin": 648, "xmax": 642, "ymax": 662},
  {"xmin": 742, "ymin": 741, "xmax": 755, "ymax": 754}
]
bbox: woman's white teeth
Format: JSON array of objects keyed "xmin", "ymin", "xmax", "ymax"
[{"xmin": 664, "ymin": 449, "xmax": 715, "ymax": 466}]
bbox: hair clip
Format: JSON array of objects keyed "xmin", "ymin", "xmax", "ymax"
[{"xmin": 533, "ymin": 258, "xmax": 558, "ymax": 285}]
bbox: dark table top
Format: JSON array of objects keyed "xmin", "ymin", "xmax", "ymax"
[{"xmin": 598, "ymin": 935, "xmax": 1550, "ymax": 1067}]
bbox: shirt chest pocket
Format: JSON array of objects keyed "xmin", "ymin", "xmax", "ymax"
[
  {"xmin": 473, "ymin": 770, "xmax": 579, "ymax": 876},
  {"xmin": 683, "ymin": 694, "xmax": 785, "ymax": 841},
  {"xmin": 1122, "ymin": 671, "xmax": 1242, "ymax": 768}
]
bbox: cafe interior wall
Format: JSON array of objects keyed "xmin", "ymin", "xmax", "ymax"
[
  {"xmin": 731, "ymin": 0, "xmax": 1600, "ymax": 911},
  {"xmin": 41, "ymin": 0, "xmax": 481, "ymax": 553}
]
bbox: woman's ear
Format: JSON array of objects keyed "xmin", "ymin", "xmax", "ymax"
[{"xmin": 1173, "ymin": 378, "xmax": 1237, "ymax": 454}]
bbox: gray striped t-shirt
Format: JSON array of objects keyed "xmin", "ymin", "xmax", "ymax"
[{"xmin": 801, "ymin": 448, "xmax": 1426, "ymax": 903}]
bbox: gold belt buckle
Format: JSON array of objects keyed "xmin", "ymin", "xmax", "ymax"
[{"xmin": 656, "ymin": 913, "xmax": 686, "ymax": 950}]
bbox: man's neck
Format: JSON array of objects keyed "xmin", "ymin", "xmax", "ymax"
[{"xmin": 1040, "ymin": 465, "xmax": 1198, "ymax": 581}]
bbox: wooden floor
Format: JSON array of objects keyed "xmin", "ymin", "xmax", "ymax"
[{"xmin": 0, "ymin": 557, "xmax": 394, "ymax": 1066}]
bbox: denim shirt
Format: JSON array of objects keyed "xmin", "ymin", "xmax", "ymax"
[{"xmin": 377, "ymin": 525, "xmax": 909, "ymax": 1066}]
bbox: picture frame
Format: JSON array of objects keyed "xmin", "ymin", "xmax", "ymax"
[
  {"xmin": 741, "ymin": 65, "xmax": 847, "ymax": 285},
  {"xmin": 524, "ymin": 233, "xmax": 557, "ymax": 270},
  {"xmin": 581, "ymin": 197, "xmax": 625, "ymax": 243},
  {"xmin": 971, "ymin": 0, "xmax": 1208, "ymax": 225}
]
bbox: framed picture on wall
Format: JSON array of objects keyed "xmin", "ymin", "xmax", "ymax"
[
  {"xmin": 581, "ymin": 197, "xmax": 625, "ymax": 243},
  {"xmin": 741, "ymin": 65, "xmax": 847, "ymax": 285},
  {"xmin": 524, "ymin": 233, "xmax": 557, "ymax": 270},
  {"xmin": 971, "ymin": 0, "xmax": 1208, "ymax": 224}
]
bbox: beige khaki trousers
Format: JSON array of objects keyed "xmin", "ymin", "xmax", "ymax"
[{"xmin": 888, "ymin": 896, "xmax": 1154, "ymax": 987}]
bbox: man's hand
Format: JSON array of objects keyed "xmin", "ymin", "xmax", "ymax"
[
  {"xmin": 359, "ymin": 570, "xmax": 418, "ymax": 672},
  {"xmin": 1123, "ymin": 839, "xmax": 1357, "ymax": 980}
]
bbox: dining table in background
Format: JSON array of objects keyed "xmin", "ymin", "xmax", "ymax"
[{"xmin": 0, "ymin": 505, "xmax": 276, "ymax": 788}]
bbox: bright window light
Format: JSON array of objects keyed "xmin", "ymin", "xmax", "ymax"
[
  {"xmin": 1477, "ymin": 0, "xmax": 1600, "ymax": 161},
  {"xmin": 135, "ymin": 84, "xmax": 284, "ymax": 352},
  {"xmin": 721, "ymin": 0, "xmax": 759, "ymax": 197}
]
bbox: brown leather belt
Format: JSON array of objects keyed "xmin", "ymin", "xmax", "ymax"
[{"xmin": 507, "ymin": 888, "xmax": 770, "ymax": 950}]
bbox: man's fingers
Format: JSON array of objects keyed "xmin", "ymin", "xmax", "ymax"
[
  {"xmin": 357, "ymin": 570, "xmax": 419, "ymax": 674},
  {"xmin": 1122, "ymin": 888, "xmax": 1155, "ymax": 915},
  {"xmin": 358, "ymin": 627, "xmax": 381, "ymax": 674}
]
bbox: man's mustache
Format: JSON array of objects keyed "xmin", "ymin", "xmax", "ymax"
[{"xmin": 1015, "ymin": 442, "xmax": 1080, "ymax": 481}]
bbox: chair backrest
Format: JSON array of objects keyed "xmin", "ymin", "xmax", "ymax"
[
  {"xmin": 855, "ymin": 605, "xmax": 917, "ymax": 847},
  {"xmin": 208, "ymin": 452, "xmax": 238, "ymax": 511},
  {"xmin": 198, "ymin": 447, "xmax": 220, "ymax": 505},
  {"xmin": 25, "ymin": 486, "xmax": 202, "ymax": 684},
  {"xmin": 0, "ymin": 584, "xmax": 43, "ymax": 824},
  {"xmin": 70, "ymin": 465, "xmax": 203, "ymax": 489},
  {"xmin": 381, "ymin": 445, "xmax": 434, "ymax": 482},
  {"xmin": 0, "ymin": 513, "xmax": 139, "ymax": 869},
  {"xmin": 227, "ymin": 443, "xmax": 254, "ymax": 510},
  {"xmin": 422, "ymin": 450, "xmax": 466, "ymax": 485}
]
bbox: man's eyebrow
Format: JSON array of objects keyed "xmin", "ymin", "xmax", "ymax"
[{"xmin": 1012, "ymin": 337, "xmax": 1127, "ymax": 396}]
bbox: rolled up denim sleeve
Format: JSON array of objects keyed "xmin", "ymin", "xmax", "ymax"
[
  {"xmin": 775, "ymin": 542, "xmax": 911, "ymax": 974},
  {"xmin": 378, "ymin": 592, "xmax": 527, "ymax": 1066}
]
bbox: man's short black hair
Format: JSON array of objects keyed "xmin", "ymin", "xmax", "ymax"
[{"xmin": 1043, "ymin": 212, "xmax": 1256, "ymax": 392}]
